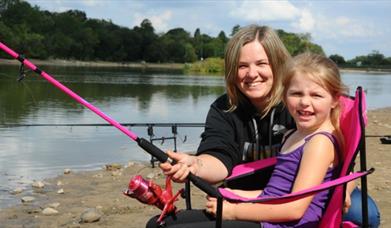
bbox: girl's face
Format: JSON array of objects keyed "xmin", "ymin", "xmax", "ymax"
[
  {"xmin": 285, "ymin": 73, "xmax": 338, "ymax": 133},
  {"xmin": 236, "ymin": 41, "xmax": 273, "ymax": 108}
]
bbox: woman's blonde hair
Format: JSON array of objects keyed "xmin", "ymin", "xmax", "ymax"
[
  {"xmin": 282, "ymin": 52, "xmax": 349, "ymax": 151},
  {"xmin": 225, "ymin": 25, "xmax": 291, "ymax": 117}
]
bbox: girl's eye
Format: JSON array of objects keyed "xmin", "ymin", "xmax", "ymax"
[
  {"xmin": 313, "ymin": 94, "xmax": 323, "ymax": 98},
  {"xmin": 289, "ymin": 91, "xmax": 301, "ymax": 96}
]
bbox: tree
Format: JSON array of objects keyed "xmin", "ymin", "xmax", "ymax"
[
  {"xmin": 133, "ymin": 19, "xmax": 158, "ymax": 61},
  {"xmin": 329, "ymin": 54, "xmax": 346, "ymax": 65},
  {"xmin": 230, "ymin": 24, "xmax": 240, "ymax": 37},
  {"xmin": 193, "ymin": 28, "xmax": 203, "ymax": 60}
]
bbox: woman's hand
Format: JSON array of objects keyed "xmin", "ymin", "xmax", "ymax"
[
  {"xmin": 205, "ymin": 196, "xmax": 237, "ymax": 220},
  {"xmin": 159, "ymin": 150, "xmax": 197, "ymax": 183}
]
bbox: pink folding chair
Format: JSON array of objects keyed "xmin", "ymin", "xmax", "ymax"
[{"xmin": 216, "ymin": 87, "xmax": 374, "ymax": 228}]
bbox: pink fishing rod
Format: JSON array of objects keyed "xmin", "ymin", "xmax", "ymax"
[{"xmin": 0, "ymin": 41, "xmax": 218, "ymax": 197}]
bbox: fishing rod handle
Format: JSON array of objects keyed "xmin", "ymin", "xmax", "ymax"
[{"xmin": 136, "ymin": 137, "xmax": 219, "ymax": 197}]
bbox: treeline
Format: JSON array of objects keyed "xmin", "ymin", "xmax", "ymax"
[
  {"xmin": 0, "ymin": 0, "xmax": 325, "ymax": 64},
  {"xmin": 330, "ymin": 51, "xmax": 391, "ymax": 69}
]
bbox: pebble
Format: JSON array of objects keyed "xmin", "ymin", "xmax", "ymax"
[
  {"xmin": 111, "ymin": 170, "xmax": 122, "ymax": 176},
  {"xmin": 80, "ymin": 208, "xmax": 102, "ymax": 223},
  {"xmin": 47, "ymin": 202, "xmax": 60, "ymax": 208},
  {"xmin": 57, "ymin": 188, "xmax": 64, "ymax": 194},
  {"xmin": 32, "ymin": 181, "xmax": 45, "ymax": 188},
  {"xmin": 10, "ymin": 187, "xmax": 23, "ymax": 195},
  {"xmin": 64, "ymin": 169, "xmax": 71, "ymax": 174},
  {"xmin": 146, "ymin": 172, "xmax": 156, "ymax": 179},
  {"xmin": 25, "ymin": 206, "xmax": 42, "ymax": 214},
  {"xmin": 42, "ymin": 207, "xmax": 59, "ymax": 215},
  {"xmin": 21, "ymin": 196, "xmax": 35, "ymax": 203},
  {"xmin": 105, "ymin": 163, "xmax": 123, "ymax": 171},
  {"xmin": 57, "ymin": 180, "xmax": 63, "ymax": 186}
]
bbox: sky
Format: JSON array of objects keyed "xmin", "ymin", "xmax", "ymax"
[{"xmin": 25, "ymin": 0, "xmax": 391, "ymax": 60}]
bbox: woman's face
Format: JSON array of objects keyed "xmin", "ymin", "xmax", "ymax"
[{"xmin": 236, "ymin": 41, "xmax": 274, "ymax": 108}]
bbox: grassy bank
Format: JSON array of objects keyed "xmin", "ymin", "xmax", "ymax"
[
  {"xmin": 0, "ymin": 58, "xmax": 185, "ymax": 71},
  {"xmin": 2, "ymin": 58, "xmax": 391, "ymax": 75}
]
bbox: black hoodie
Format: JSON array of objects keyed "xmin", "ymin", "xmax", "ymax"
[{"xmin": 197, "ymin": 93, "xmax": 295, "ymax": 175}]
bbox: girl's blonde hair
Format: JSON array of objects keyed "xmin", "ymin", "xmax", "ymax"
[
  {"xmin": 282, "ymin": 52, "xmax": 348, "ymax": 152},
  {"xmin": 225, "ymin": 25, "xmax": 291, "ymax": 117}
]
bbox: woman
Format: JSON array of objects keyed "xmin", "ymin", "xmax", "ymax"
[{"xmin": 161, "ymin": 25, "xmax": 294, "ymax": 185}]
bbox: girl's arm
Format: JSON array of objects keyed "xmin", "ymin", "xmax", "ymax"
[{"xmin": 206, "ymin": 134, "xmax": 337, "ymax": 222}]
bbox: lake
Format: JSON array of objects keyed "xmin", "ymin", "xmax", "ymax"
[{"xmin": 1, "ymin": 64, "xmax": 391, "ymax": 208}]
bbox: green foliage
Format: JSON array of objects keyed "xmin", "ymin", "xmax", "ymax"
[
  {"xmin": 277, "ymin": 30, "xmax": 325, "ymax": 56},
  {"xmin": 343, "ymin": 50, "xmax": 391, "ymax": 68},
  {"xmin": 329, "ymin": 54, "xmax": 346, "ymax": 64},
  {"xmin": 184, "ymin": 57, "xmax": 224, "ymax": 74}
]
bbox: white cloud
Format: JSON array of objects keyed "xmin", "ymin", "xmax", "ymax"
[
  {"xmin": 231, "ymin": 0, "xmax": 300, "ymax": 21},
  {"xmin": 313, "ymin": 15, "xmax": 380, "ymax": 39},
  {"xmin": 230, "ymin": 0, "xmax": 316, "ymax": 32},
  {"xmin": 80, "ymin": 0, "xmax": 102, "ymax": 7},
  {"xmin": 133, "ymin": 10, "xmax": 173, "ymax": 32},
  {"xmin": 295, "ymin": 8, "xmax": 315, "ymax": 31}
]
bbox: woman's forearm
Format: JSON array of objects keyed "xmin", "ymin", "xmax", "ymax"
[{"xmin": 195, "ymin": 154, "xmax": 229, "ymax": 184}]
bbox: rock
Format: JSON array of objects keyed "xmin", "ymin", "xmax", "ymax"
[
  {"xmin": 47, "ymin": 202, "xmax": 60, "ymax": 208},
  {"xmin": 10, "ymin": 187, "xmax": 23, "ymax": 195},
  {"xmin": 80, "ymin": 208, "xmax": 102, "ymax": 223},
  {"xmin": 21, "ymin": 196, "xmax": 35, "ymax": 203},
  {"xmin": 57, "ymin": 180, "xmax": 63, "ymax": 186},
  {"xmin": 64, "ymin": 169, "xmax": 71, "ymax": 174},
  {"xmin": 111, "ymin": 170, "xmax": 122, "ymax": 176},
  {"xmin": 126, "ymin": 161, "xmax": 135, "ymax": 168},
  {"xmin": 25, "ymin": 206, "xmax": 42, "ymax": 214},
  {"xmin": 42, "ymin": 207, "xmax": 59, "ymax": 215},
  {"xmin": 93, "ymin": 173, "xmax": 103, "ymax": 178},
  {"xmin": 105, "ymin": 163, "xmax": 122, "ymax": 171},
  {"xmin": 67, "ymin": 222, "xmax": 81, "ymax": 228},
  {"xmin": 146, "ymin": 172, "xmax": 155, "ymax": 179},
  {"xmin": 57, "ymin": 188, "xmax": 64, "ymax": 194},
  {"xmin": 32, "ymin": 181, "xmax": 45, "ymax": 188}
]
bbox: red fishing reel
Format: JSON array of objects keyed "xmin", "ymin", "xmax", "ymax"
[{"xmin": 124, "ymin": 175, "xmax": 183, "ymax": 223}]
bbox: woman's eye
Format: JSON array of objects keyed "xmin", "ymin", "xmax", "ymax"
[{"xmin": 257, "ymin": 61, "xmax": 268, "ymax": 66}]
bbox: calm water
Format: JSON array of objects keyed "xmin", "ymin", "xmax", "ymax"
[{"xmin": 0, "ymin": 64, "xmax": 391, "ymax": 208}]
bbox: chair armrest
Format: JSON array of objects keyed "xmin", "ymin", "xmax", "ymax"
[{"xmin": 219, "ymin": 168, "xmax": 374, "ymax": 204}]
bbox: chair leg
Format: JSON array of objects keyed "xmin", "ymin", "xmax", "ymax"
[
  {"xmin": 215, "ymin": 196, "xmax": 223, "ymax": 228},
  {"xmin": 358, "ymin": 87, "xmax": 369, "ymax": 228},
  {"xmin": 184, "ymin": 180, "xmax": 192, "ymax": 210}
]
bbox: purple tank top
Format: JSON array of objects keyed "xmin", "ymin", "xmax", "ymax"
[{"xmin": 260, "ymin": 132, "xmax": 339, "ymax": 228}]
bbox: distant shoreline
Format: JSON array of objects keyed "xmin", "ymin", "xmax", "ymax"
[
  {"xmin": 1, "ymin": 58, "xmax": 391, "ymax": 74},
  {"xmin": 0, "ymin": 58, "xmax": 184, "ymax": 71}
]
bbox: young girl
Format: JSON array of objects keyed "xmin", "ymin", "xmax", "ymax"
[{"xmin": 147, "ymin": 52, "xmax": 348, "ymax": 228}]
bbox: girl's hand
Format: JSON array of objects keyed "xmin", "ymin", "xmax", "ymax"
[
  {"xmin": 343, "ymin": 192, "xmax": 352, "ymax": 214},
  {"xmin": 205, "ymin": 196, "xmax": 237, "ymax": 220}
]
